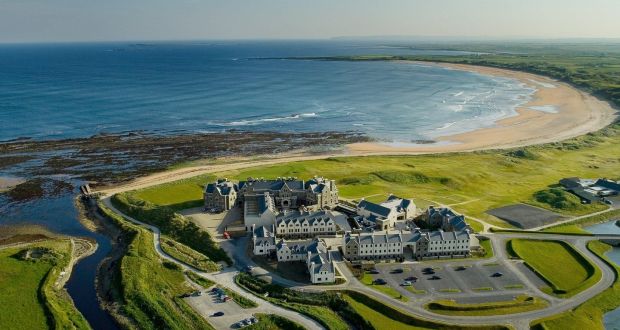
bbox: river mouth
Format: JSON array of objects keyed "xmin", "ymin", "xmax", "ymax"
[{"xmin": 0, "ymin": 129, "xmax": 366, "ymax": 328}]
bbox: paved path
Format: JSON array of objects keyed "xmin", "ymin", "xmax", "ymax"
[
  {"xmin": 97, "ymin": 168, "xmax": 619, "ymax": 330},
  {"xmin": 101, "ymin": 197, "xmax": 325, "ymax": 330},
  {"xmin": 530, "ymin": 206, "xmax": 617, "ymax": 231}
]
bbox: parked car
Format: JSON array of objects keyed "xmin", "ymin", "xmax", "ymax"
[
  {"xmin": 402, "ymin": 281, "xmax": 413, "ymax": 286},
  {"xmin": 212, "ymin": 311, "xmax": 224, "ymax": 317},
  {"xmin": 249, "ymin": 317, "xmax": 258, "ymax": 324},
  {"xmin": 491, "ymin": 272, "xmax": 504, "ymax": 277},
  {"xmin": 455, "ymin": 266, "xmax": 467, "ymax": 271},
  {"xmin": 391, "ymin": 268, "xmax": 404, "ymax": 274},
  {"xmin": 373, "ymin": 278, "xmax": 387, "ymax": 285},
  {"xmin": 368, "ymin": 269, "xmax": 380, "ymax": 274},
  {"xmin": 430, "ymin": 275, "xmax": 441, "ymax": 280},
  {"xmin": 422, "ymin": 267, "xmax": 434, "ymax": 272},
  {"xmin": 405, "ymin": 276, "xmax": 418, "ymax": 281}
]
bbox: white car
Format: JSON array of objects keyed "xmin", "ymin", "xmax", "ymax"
[{"xmin": 402, "ymin": 281, "xmax": 412, "ymax": 286}]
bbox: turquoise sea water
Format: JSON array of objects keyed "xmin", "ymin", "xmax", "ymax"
[
  {"xmin": 0, "ymin": 40, "xmax": 539, "ymax": 329},
  {"xmin": 0, "ymin": 41, "xmax": 535, "ymax": 143}
]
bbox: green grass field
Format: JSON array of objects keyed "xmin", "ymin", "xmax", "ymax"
[
  {"xmin": 532, "ymin": 241, "xmax": 620, "ymax": 330},
  {"xmin": 98, "ymin": 203, "xmax": 214, "ymax": 330},
  {"xmin": 246, "ymin": 313, "xmax": 304, "ymax": 330},
  {"xmin": 509, "ymin": 239, "xmax": 601, "ymax": 297},
  {"xmin": 0, "ymin": 239, "xmax": 90, "ymax": 330},
  {"xmin": 343, "ymin": 291, "xmax": 509, "ymax": 330},
  {"xmin": 132, "ymin": 174, "xmax": 215, "ymax": 211},
  {"xmin": 425, "ymin": 295, "xmax": 548, "ymax": 316},
  {"xmin": 131, "ymin": 123, "xmax": 620, "ymax": 229}
]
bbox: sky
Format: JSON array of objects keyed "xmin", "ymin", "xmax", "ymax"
[{"xmin": 1, "ymin": 0, "xmax": 620, "ymax": 43}]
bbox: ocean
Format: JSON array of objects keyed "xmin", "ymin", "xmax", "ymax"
[
  {"xmin": 0, "ymin": 40, "xmax": 538, "ymax": 330},
  {"xmin": 0, "ymin": 40, "xmax": 535, "ymax": 143}
]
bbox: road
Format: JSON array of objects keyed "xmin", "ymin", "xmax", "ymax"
[
  {"xmin": 97, "ymin": 168, "xmax": 619, "ymax": 330},
  {"xmin": 101, "ymin": 197, "xmax": 325, "ymax": 330}
]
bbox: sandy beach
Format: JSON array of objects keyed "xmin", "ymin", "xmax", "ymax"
[
  {"xmin": 346, "ymin": 62, "xmax": 619, "ymax": 154},
  {"xmin": 96, "ymin": 63, "xmax": 620, "ymax": 195}
]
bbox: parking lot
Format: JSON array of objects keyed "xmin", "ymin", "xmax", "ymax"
[
  {"xmin": 368, "ymin": 260, "xmax": 527, "ymax": 299},
  {"xmin": 185, "ymin": 289, "xmax": 256, "ymax": 329}
]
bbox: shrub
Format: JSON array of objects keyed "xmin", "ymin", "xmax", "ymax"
[
  {"xmin": 111, "ymin": 193, "xmax": 232, "ymax": 266},
  {"xmin": 533, "ymin": 188, "xmax": 580, "ymax": 210}
]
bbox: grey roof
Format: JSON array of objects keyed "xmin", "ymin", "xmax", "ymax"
[
  {"xmin": 358, "ymin": 200, "xmax": 392, "ymax": 217},
  {"xmin": 426, "ymin": 230, "xmax": 469, "ymax": 242},
  {"xmin": 276, "ymin": 210, "xmax": 334, "ymax": 226},
  {"xmin": 205, "ymin": 180, "xmax": 237, "ymax": 195},
  {"xmin": 385, "ymin": 195, "xmax": 412, "ymax": 210},
  {"xmin": 595, "ymin": 179, "xmax": 620, "ymax": 191},
  {"xmin": 239, "ymin": 179, "xmax": 305, "ymax": 192},
  {"xmin": 257, "ymin": 194, "xmax": 274, "ymax": 214},
  {"xmin": 253, "ymin": 225, "xmax": 273, "ymax": 238},
  {"xmin": 428, "ymin": 206, "xmax": 457, "ymax": 218},
  {"xmin": 448, "ymin": 215, "xmax": 469, "ymax": 231},
  {"xmin": 277, "ymin": 239, "xmax": 319, "ymax": 254}
]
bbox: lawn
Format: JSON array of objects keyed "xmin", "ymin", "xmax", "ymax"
[
  {"xmin": 360, "ymin": 272, "xmax": 409, "ymax": 301},
  {"xmin": 509, "ymin": 239, "xmax": 601, "ymax": 297},
  {"xmin": 132, "ymin": 174, "xmax": 215, "ymax": 211},
  {"xmin": 531, "ymin": 241, "xmax": 620, "ymax": 330},
  {"xmin": 343, "ymin": 291, "xmax": 509, "ymax": 330},
  {"xmin": 246, "ymin": 313, "xmax": 304, "ymax": 330},
  {"xmin": 0, "ymin": 239, "xmax": 90, "ymax": 330},
  {"xmin": 129, "ymin": 123, "xmax": 620, "ymax": 229},
  {"xmin": 425, "ymin": 295, "xmax": 548, "ymax": 316}
]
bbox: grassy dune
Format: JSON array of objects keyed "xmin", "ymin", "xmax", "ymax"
[
  {"xmin": 532, "ymin": 241, "xmax": 620, "ymax": 330},
  {"xmin": 509, "ymin": 239, "xmax": 601, "ymax": 297},
  {"xmin": 130, "ymin": 124, "xmax": 620, "ymax": 229},
  {"xmin": 0, "ymin": 239, "xmax": 90, "ymax": 330}
]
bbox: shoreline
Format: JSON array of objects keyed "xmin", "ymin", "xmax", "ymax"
[
  {"xmin": 94, "ymin": 62, "xmax": 619, "ymax": 195},
  {"xmin": 346, "ymin": 61, "xmax": 619, "ymax": 154}
]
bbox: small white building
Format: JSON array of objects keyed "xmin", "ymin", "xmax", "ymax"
[
  {"xmin": 252, "ymin": 224, "xmax": 276, "ymax": 256},
  {"xmin": 356, "ymin": 195, "xmax": 416, "ymax": 230},
  {"xmin": 275, "ymin": 238, "xmax": 336, "ymax": 284}
]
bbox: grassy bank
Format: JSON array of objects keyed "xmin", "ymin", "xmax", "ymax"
[
  {"xmin": 247, "ymin": 313, "xmax": 305, "ymax": 330},
  {"xmin": 425, "ymin": 295, "xmax": 548, "ymax": 316},
  {"xmin": 128, "ymin": 120, "xmax": 620, "ymax": 229},
  {"xmin": 0, "ymin": 239, "xmax": 90, "ymax": 330},
  {"xmin": 508, "ymin": 239, "xmax": 601, "ymax": 297},
  {"xmin": 532, "ymin": 240, "xmax": 620, "ymax": 330},
  {"xmin": 543, "ymin": 209, "xmax": 620, "ymax": 233},
  {"xmin": 97, "ymin": 202, "xmax": 214, "ymax": 330},
  {"xmin": 235, "ymin": 272, "xmax": 371, "ymax": 330},
  {"xmin": 111, "ymin": 192, "xmax": 231, "ymax": 266},
  {"xmin": 343, "ymin": 290, "xmax": 510, "ymax": 330},
  {"xmin": 161, "ymin": 236, "xmax": 220, "ymax": 272}
]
